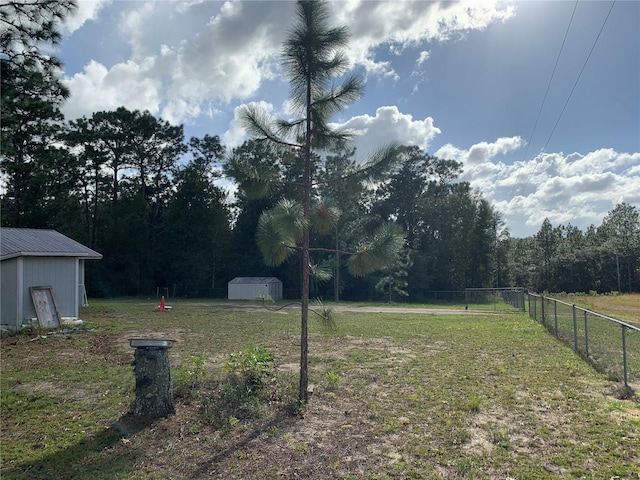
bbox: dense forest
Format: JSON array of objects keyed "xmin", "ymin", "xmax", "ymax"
[{"xmin": 2, "ymin": 1, "xmax": 639, "ymax": 301}]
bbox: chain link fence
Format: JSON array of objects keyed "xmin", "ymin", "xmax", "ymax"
[{"xmin": 526, "ymin": 293, "xmax": 639, "ymax": 391}]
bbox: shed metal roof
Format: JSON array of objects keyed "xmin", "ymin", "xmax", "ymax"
[
  {"xmin": 228, "ymin": 277, "xmax": 281, "ymax": 284},
  {"xmin": 0, "ymin": 228, "xmax": 102, "ymax": 261}
]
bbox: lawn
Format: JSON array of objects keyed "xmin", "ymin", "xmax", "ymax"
[{"xmin": 1, "ymin": 299, "xmax": 639, "ymax": 479}]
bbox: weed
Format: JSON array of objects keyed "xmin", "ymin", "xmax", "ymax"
[
  {"xmin": 325, "ymin": 370, "xmax": 342, "ymax": 390},
  {"xmin": 466, "ymin": 394, "xmax": 483, "ymax": 413},
  {"xmin": 198, "ymin": 347, "xmax": 298, "ymax": 430},
  {"xmin": 605, "ymin": 400, "xmax": 625, "ymax": 413},
  {"xmin": 490, "ymin": 427, "xmax": 511, "ymax": 449},
  {"xmin": 174, "ymin": 353, "xmax": 207, "ymax": 399},
  {"xmin": 227, "ymin": 416, "xmax": 240, "ymax": 428},
  {"xmin": 313, "ymin": 298, "xmax": 337, "ymax": 330},
  {"xmin": 225, "ymin": 346, "xmax": 275, "ymax": 391},
  {"xmin": 291, "ymin": 442, "xmax": 308, "ymax": 453},
  {"xmin": 263, "ymin": 467, "xmax": 279, "ymax": 477}
]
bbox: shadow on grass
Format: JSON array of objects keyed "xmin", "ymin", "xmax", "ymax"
[
  {"xmin": 189, "ymin": 409, "xmax": 302, "ymax": 479},
  {"xmin": 1, "ymin": 414, "xmax": 151, "ymax": 480}
]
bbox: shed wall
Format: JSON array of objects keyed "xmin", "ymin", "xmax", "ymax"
[
  {"xmin": 268, "ymin": 281, "xmax": 283, "ymax": 300},
  {"xmin": 22, "ymin": 257, "xmax": 78, "ymax": 321},
  {"xmin": 228, "ymin": 280, "xmax": 283, "ymax": 300},
  {"xmin": 228, "ymin": 283, "xmax": 268, "ymax": 300},
  {"xmin": 1, "ymin": 258, "xmax": 19, "ymax": 327}
]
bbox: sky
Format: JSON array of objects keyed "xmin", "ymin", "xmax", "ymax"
[{"xmin": 54, "ymin": 0, "xmax": 639, "ymax": 238}]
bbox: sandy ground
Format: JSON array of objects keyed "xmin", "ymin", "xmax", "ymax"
[{"xmin": 165, "ymin": 301, "xmax": 500, "ymax": 316}]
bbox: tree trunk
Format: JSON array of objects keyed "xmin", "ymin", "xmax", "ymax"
[
  {"xmin": 132, "ymin": 347, "xmax": 175, "ymax": 419},
  {"xmin": 334, "ymin": 230, "xmax": 340, "ymax": 302},
  {"xmin": 299, "ymin": 70, "xmax": 312, "ymax": 404}
]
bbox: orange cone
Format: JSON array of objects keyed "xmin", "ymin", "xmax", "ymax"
[{"xmin": 160, "ymin": 295, "xmax": 165, "ymax": 311}]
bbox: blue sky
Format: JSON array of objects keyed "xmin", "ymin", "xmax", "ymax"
[{"xmin": 56, "ymin": 0, "xmax": 639, "ymax": 237}]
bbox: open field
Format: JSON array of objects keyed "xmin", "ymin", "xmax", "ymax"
[
  {"xmin": 551, "ymin": 293, "xmax": 640, "ymax": 325},
  {"xmin": 2, "ymin": 299, "xmax": 639, "ymax": 479}
]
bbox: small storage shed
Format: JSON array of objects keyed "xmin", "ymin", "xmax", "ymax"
[
  {"xmin": 228, "ymin": 277, "xmax": 283, "ymax": 300},
  {"xmin": 1, "ymin": 228, "xmax": 102, "ymax": 329}
]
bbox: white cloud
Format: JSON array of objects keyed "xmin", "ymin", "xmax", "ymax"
[
  {"xmin": 431, "ymin": 139, "xmax": 640, "ymax": 236},
  {"xmin": 62, "ymin": 0, "xmax": 111, "ymax": 35},
  {"xmin": 60, "ymin": 1, "xmax": 516, "ymax": 125},
  {"xmin": 62, "ymin": 1, "xmax": 290, "ymax": 124},
  {"xmin": 434, "ymin": 136, "xmax": 523, "ymax": 194},
  {"xmin": 118, "ymin": 2, "xmax": 157, "ymax": 60},
  {"xmin": 331, "ymin": 0, "xmax": 516, "ymax": 76},
  {"xmin": 63, "ymin": 60, "xmax": 162, "ymax": 119},
  {"xmin": 416, "ymin": 50, "xmax": 430, "ymax": 66},
  {"xmin": 331, "ymin": 106, "xmax": 441, "ymax": 161},
  {"xmin": 488, "ymin": 149, "xmax": 640, "ymax": 236},
  {"xmin": 435, "ymin": 136, "xmax": 523, "ymax": 165},
  {"xmin": 161, "ymin": 99, "xmax": 202, "ymax": 126},
  {"xmin": 556, "ymin": 149, "xmax": 640, "ymax": 176}
]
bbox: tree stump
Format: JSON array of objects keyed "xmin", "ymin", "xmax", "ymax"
[{"xmin": 130, "ymin": 339, "xmax": 175, "ymax": 419}]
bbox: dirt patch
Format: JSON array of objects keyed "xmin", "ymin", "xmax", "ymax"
[
  {"xmin": 334, "ymin": 305, "xmax": 497, "ymax": 315},
  {"xmin": 13, "ymin": 380, "xmax": 100, "ymax": 403}
]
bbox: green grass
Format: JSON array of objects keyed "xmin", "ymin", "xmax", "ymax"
[
  {"xmin": 530, "ymin": 295, "xmax": 640, "ymax": 387},
  {"xmin": 1, "ymin": 299, "xmax": 638, "ymax": 479}
]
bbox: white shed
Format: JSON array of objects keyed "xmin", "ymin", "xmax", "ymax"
[
  {"xmin": 1, "ymin": 228, "xmax": 102, "ymax": 329},
  {"xmin": 228, "ymin": 277, "xmax": 283, "ymax": 300}
]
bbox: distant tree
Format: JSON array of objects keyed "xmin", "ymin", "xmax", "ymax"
[
  {"xmin": 232, "ymin": 0, "xmax": 403, "ymax": 402},
  {"xmin": 0, "ymin": 0, "xmax": 76, "ymax": 227},
  {"xmin": 162, "ymin": 141, "xmax": 231, "ymax": 297},
  {"xmin": 466, "ymin": 198, "xmax": 499, "ymax": 288},
  {"xmin": 375, "ymin": 246, "xmax": 412, "ymax": 303},
  {"xmin": 534, "ymin": 218, "xmax": 559, "ymax": 291},
  {"xmin": 189, "ymin": 134, "xmax": 225, "ymax": 176},
  {"xmin": 65, "ymin": 115, "xmax": 114, "ymax": 246},
  {"xmin": 494, "ymin": 226, "xmax": 511, "ymax": 288},
  {"xmin": 598, "ymin": 203, "xmax": 640, "ymax": 292},
  {"xmin": 0, "ymin": 60, "xmax": 70, "ymax": 227},
  {"xmin": 316, "ymin": 146, "xmax": 373, "ymax": 301}
]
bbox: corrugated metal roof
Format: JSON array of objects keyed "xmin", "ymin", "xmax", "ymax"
[
  {"xmin": 228, "ymin": 277, "xmax": 282, "ymax": 284},
  {"xmin": 0, "ymin": 228, "xmax": 102, "ymax": 260}
]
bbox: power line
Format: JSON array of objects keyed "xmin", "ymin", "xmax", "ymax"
[
  {"xmin": 522, "ymin": 0, "xmax": 616, "ymax": 189},
  {"xmin": 521, "ymin": 0, "xmax": 579, "ymax": 163},
  {"xmin": 541, "ymin": 0, "xmax": 616, "ymax": 153}
]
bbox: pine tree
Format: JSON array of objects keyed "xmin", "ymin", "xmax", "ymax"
[{"xmin": 233, "ymin": 0, "xmax": 403, "ymax": 402}]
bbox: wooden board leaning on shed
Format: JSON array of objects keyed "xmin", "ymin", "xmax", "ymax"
[{"xmin": 29, "ymin": 286, "xmax": 61, "ymax": 328}]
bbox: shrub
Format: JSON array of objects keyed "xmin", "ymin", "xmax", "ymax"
[
  {"xmin": 225, "ymin": 346, "xmax": 275, "ymax": 391},
  {"xmin": 200, "ymin": 346, "xmax": 280, "ymax": 428},
  {"xmin": 174, "ymin": 354, "xmax": 207, "ymax": 400}
]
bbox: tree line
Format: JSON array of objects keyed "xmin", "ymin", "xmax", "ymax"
[{"xmin": 2, "ymin": 0, "xmax": 639, "ymax": 302}]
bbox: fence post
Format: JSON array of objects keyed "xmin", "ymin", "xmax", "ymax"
[
  {"xmin": 572, "ymin": 305, "xmax": 578, "ymax": 351},
  {"xmin": 584, "ymin": 311, "xmax": 589, "ymax": 358},
  {"xmin": 533, "ymin": 296, "xmax": 537, "ymax": 320},
  {"xmin": 554, "ymin": 300, "xmax": 558, "ymax": 337},
  {"xmin": 622, "ymin": 326, "xmax": 628, "ymax": 388},
  {"xmin": 541, "ymin": 294, "xmax": 545, "ymax": 326},
  {"xmin": 527, "ymin": 294, "xmax": 531, "ymax": 317}
]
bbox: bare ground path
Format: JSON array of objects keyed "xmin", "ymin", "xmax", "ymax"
[{"xmin": 151, "ymin": 300, "xmax": 501, "ymax": 315}]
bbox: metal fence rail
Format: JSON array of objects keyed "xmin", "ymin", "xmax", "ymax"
[
  {"xmin": 526, "ymin": 293, "xmax": 639, "ymax": 390},
  {"xmin": 465, "ymin": 287, "xmax": 527, "ymax": 311}
]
